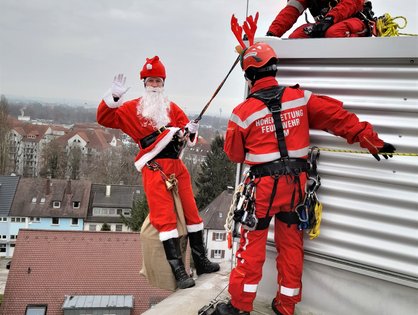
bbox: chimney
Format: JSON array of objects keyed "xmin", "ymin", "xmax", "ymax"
[
  {"xmin": 66, "ymin": 179, "xmax": 72, "ymax": 195},
  {"xmin": 106, "ymin": 185, "xmax": 111, "ymax": 197},
  {"xmin": 227, "ymin": 186, "xmax": 234, "ymax": 194},
  {"xmin": 46, "ymin": 179, "xmax": 51, "ymax": 195}
]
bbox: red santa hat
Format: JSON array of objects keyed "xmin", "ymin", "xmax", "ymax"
[{"xmin": 140, "ymin": 56, "xmax": 166, "ymax": 80}]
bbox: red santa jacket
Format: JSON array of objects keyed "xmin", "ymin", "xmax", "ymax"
[
  {"xmin": 97, "ymin": 95, "xmax": 194, "ymax": 171},
  {"xmin": 224, "ymin": 77, "xmax": 384, "ymax": 165},
  {"xmin": 268, "ymin": 0, "xmax": 364, "ymax": 37}
]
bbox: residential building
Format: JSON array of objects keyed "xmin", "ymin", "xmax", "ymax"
[
  {"xmin": 8, "ymin": 122, "xmax": 49, "ymax": 177},
  {"xmin": 0, "ymin": 175, "xmax": 20, "ymax": 257},
  {"xmin": 1, "ymin": 229, "xmax": 171, "ymax": 315},
  {"xmin": 9, "ymin": 178, "xmax": 91, "ymax": 239},
  {"xmin": 199, "ymin": 188, "xmax": 234, "ymax": 263},
  {"xmin": 85, "ymin": 183, "xmax": 142, "ymax": 232}
]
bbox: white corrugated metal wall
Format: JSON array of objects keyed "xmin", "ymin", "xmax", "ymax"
[{"xmin": 263, "ymin": 37, "xmax": 418, "ymax": 289}]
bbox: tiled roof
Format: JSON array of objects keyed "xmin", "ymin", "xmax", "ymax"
[
  {"xmin": 91, "ymin": 184, "xmax": 141, "ymax": 208},
  {"xmin": 11, "ymin": 123, "xmax": 49, "ymax": 142},
  {"xmin": 0, "ymin": 175, "xmax": 20, "ymax": 216},
  {"xmin": 9, "ymin": 178, "xmax": 91, "ymax": 218},
  {"xmin": 55, "ymin": 127, "xmax": 117, "ymax": 151},
  {"xmin": 200, "ymin": 189, "xmax": 234, "ymax": 230},
  {"xmin": 1, "ymin": 230, "xmax": 171, "ymax": 315},
  {"xmin": 86, "ymin": 184, "xmax": 142, "ymax": 223}
]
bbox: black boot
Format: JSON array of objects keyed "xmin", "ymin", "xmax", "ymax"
[
  {"xmin": 162, "ymin": 238, "xmax": 195, "ymax": 289},
  {"xmin": 214, "ymin": 300, "xmax": 250, "ymax": 315},
  {"xmin": 188, "ymin": 230, "xmax": 220, "ymax": 275},
  {"xmin": 271, "ymin": 298, "xmax": 284, "ymax": 315}
]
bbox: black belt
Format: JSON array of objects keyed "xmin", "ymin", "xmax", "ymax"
[
  {"xmin": 250, "ymin": 158, "xmax": 308, "ymax": 178},
  {"xmin": 153, "ymin": 140, "xmax": 182, "ymax": 159},
  {"xmin": 140, "ymin": 126, "xmax": 167, "ymax": 149}
]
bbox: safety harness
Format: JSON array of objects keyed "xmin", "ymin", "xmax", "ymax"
[{"xmin": 231, "ymin": 86, "xmax": 322, "ymax": 238}]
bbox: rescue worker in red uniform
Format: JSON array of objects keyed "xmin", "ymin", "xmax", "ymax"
[
  {"xmin": 267, "ymin": 0, "xmax": 373, "ymax": 38},
  {"xmin": 97, "ymin": 56, "xmax": 219, "ymax": 289},
  {"xmin": 214, "ymin": 43, "xmax": 395, "ymax": 315}
]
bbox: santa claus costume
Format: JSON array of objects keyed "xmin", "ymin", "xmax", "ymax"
[{"xmin": 97, "ymin": 56, "xmax": 219, "ymax": 289}]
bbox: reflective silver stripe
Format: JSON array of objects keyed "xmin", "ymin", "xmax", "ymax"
[
  {"xmin": 280, "ymin": 285, "xmax": 300, "ymax": 297},
  {"xmin": 244, "ymin": 284, "xmax": 258, "ymax": 293},
  {"xmin": 287, "ymin": 0, "xmax": 305, "ymax": 13},
  {"xmin": 231, "ymin": 95, "xmax": 309, "ymax": 130},
  {"xmin": 282, "ymin": 96, "xmax": 308, "ymax": 111},
  {"xmin": 245, "ymin": 146, "xmax": 310, "ymax": 163},
  {"xmin": 230, "ymin": 108, "xmax": 271, "ymax": 129}
]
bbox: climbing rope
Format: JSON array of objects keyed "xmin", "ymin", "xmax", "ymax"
[
  {"xmin": 374, "ymin": 13, "xmax": 418, "ymax": 37},
  {"xmin": 318, "ymin": 148, "xmax": 418, "ymax": 156}
]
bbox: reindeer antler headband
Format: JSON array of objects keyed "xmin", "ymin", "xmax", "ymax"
[{"xmin": 231, "ymin": 12, "xmax": 259, "ymax": 54}]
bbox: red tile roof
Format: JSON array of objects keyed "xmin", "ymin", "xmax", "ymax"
[{"xmin": 1, "ymin": 230, "xmax": 172, "ymax": 315}]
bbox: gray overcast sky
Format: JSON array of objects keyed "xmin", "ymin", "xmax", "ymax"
[{"xmin": 0, "ymin": 0, "xmax": 417, "ymax": 118}]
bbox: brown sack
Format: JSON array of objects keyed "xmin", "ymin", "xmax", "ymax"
[{"xmin": 139, "ymin": 175, "xmax": 188, "ymax": 291}]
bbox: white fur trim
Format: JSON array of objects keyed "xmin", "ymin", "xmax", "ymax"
[
  {"xmin": 187, "ymin": 131, "xmax": 198, "ymax": 147},
  {"xmin": 134, "ymin": 127, "xmax": 180, "ymax": 171},
  {"xmin": 103, "ymin": 89, "xmax": 124, "ymax": 108},
  {"xmin": 186, "ymin": 222, "xmax": 204, "ymax": 233},
  {"xmin": 159, "ymin": 229, "xmax": 179, "ymax": 241}
]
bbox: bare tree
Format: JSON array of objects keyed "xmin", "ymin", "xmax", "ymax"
[
  {"xmin": 87, "ymin": 144, "xmax": 139, "ymax": 185},
  {"xmin": 0, "ymin": 95, "xmax": 11, "ymax": 175},
  {"xmin": 68, "ymin": 146, "xmax": 82, "ymax": 180},
  {"xmin": 40, "ymin": 140, "xmax": 68, "ymax": 178}
]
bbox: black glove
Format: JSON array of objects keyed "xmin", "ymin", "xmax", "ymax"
[
  {"xmin": 309, "ymin": 16, "xmax": 334, "ymax": 38},
  {"xmin": 266, "ymin": 31, "xmax": 276, "ymax": 37},
  {"xmin": 372, "ymin": 142, "xmax": 396, "ymax": 161}
]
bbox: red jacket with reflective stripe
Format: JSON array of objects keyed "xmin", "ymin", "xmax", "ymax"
[
  {"xmin": 268, "ymin": 0, "xmax": 364, "ymax": 37},
  {"xmin": 224, "ymin": 77, "xmax": 383, "ymax": 165}
]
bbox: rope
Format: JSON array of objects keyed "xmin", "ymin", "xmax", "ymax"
[
  {"xmin": 374, "ymin": 13, "xmax": 418, "ymax": 37},
  {"xmin": 318, "ymin": 148, "xmax": 418, "ymax": 156}
]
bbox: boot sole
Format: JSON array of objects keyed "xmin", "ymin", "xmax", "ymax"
[{"xmin": 177, "ymin": 279, "xmax": 195, "ymax": 289}]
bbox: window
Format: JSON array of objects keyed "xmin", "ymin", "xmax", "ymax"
[
  {"xmin": 53, "ymin": 201, "xmax": 61, "ymax": 208},
  {"xmin": 71, "ymin": 218, "xmax": 79, "ymax": 225},
  {"xmin": 115, "ymin": 224, "xmax": 123, "ymax": 231},
  {"xmin": 1, "ymin": 235, "xmax": 5, "ymax": 239},
  {"xmin": 89, "ymin": 224, "xmax": 97, "ymax": 231},
  {"xmin": 73, "ymin": 201, "xmax": 80, "ymax": 208},
  {"xmin": 211, "ymin": 249, "xmax": 225, "ymax": 259},
  {"xmin": 0, "ymin": 217, "xmax": 7, "ymax": 222},
  {"xmin": 52, "ymin": 218, "xmax": 59, "ymax": 225},
  {"xmin": 25, "ymin": 305, "xmax": 47, "ymax": 315},
  {"xmin": 0, "ymin": 244, "xmax": 6, "ymax": 253},
  {"xmin": 30, "ymin": 217, "xmax": 40, "ymax": 223},
  {"xmin": 10, "ymin": 235, "xmax": 18, "ymax": 240},
  {"xmin": 31, "ymin": 197, "xmax": 37, "ymax": 203},
  {"xmin": 212, "ymin": 232, "xmax": 226, "ymax": 241},
  {"xmin": 40, "ymin": 197, "xmax": 46, "ymax": 204}
]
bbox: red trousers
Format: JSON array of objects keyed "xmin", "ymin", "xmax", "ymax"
[
  {"xmin": 290, "ymin": 17, "xmax": 368, "ymax": 38},
  {"xmin": 229, "ymin": 175, "xmax": 307, "ymax": 315},
  {"xmin": 142, "ymin": 158, "xmax": 203, "ymax": 241}
]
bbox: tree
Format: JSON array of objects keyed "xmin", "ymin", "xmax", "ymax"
[
  {"xmin": 195, "ymin": 134, "xmax": 235, "ymax": 209},
  {"xmin": 120, "ymin": 194, "xmax": 149, "ymax": 232},
  {"xmin": 68, "ymin": 146, "xmax": 82, "ymax": 180},
  {"xmin": 40, "ymin": 140, "xmax": 68, "ymax": 178},
  {"xmin": 0, "ymin": 95, "xmax": 10, "ymax": 175},
  {"xmin": 101, "ymin": 222, "xmax": 111, "ymax": 231}
]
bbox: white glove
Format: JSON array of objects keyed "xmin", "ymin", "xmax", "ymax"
[
  {"xmin": 111, "ymin": 73, "xmax": 130, "ymax": 99},
  {"xmin": 186, "ymin": 121, "xmax": 199, "ymax": 134}
]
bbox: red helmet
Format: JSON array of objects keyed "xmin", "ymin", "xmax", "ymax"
[
  {"xmin": 241, "ymin": 42, "xmax": 278, "ymax": 71},
  {"xmin": 140, "ymin": 56, "xmax": 166, "ymax": 80}
]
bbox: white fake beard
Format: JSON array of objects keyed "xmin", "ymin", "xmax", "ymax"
[{"xmin": 137, "ymin": 86, "xmax": 170, "ymax": 128}]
